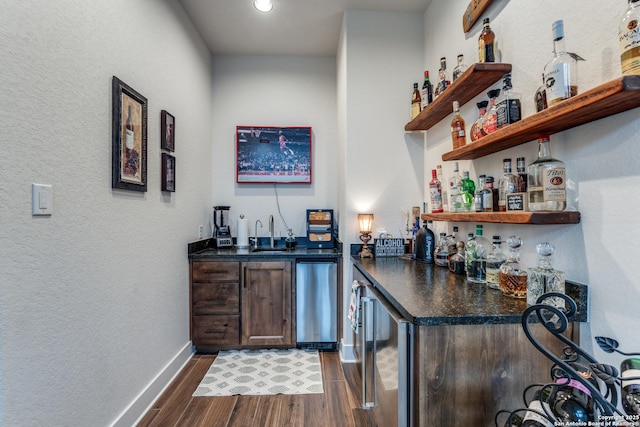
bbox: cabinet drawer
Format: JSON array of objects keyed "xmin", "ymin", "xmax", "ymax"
[
  {"xmin": 192, "ymin": 282, "xmax": 239, "ymax": 315},
  {"xmin": 192, "ymin": 261, "xmax": 239, "ymax": 282},
  {"xmin": 193, "ymin": 316, "xmax": 240, "ymax": 346}
]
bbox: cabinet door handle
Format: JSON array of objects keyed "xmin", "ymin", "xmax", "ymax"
[{"xmin": 361, "ymin": 297, "xmax": 377, "ymax": 409}]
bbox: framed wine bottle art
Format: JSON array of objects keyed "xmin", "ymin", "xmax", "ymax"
[{"xmin": 111, "ymin": 76, "xmax": 148, "ymax": 192}]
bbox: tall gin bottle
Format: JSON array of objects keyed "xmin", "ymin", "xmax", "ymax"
[
  {"xmin": 527, "ymin": 135, "xmax": 566, "ymax": 211},
  {"xmin": 448, "ymin": 162, "xmax": 464, "ymax": 212},
  {"xmin": 527, "ymin": 242, "xmax": 565, "ymax": 308},
  {"xmin": 465, "ymin": 224, "xmax": 489, "ymax": 284},
  {"xmin": 498, "ymin": 158, "xmax": 518, "ymax": 212},
  {"xmin": 544, "ymin": 20, "xmax": 578, "ymax": 106},
  {"xmin": 429, "ymin": 169, "xmax": 443, "ymax": 213},
  {"xmin": 437, "ymin": 164, "xmax": 448, "ymax": 212},
  {"xmin": 619, "ymin": 0, "xmax": 640, "ymax": 76},
  {"xmin": 486, "ymin": 236, "xmax": 506, "ymax": 290}
]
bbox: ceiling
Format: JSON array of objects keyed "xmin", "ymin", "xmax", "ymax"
[{"xmin": 178, "ymin": 0, "xmax": 432, "ymax": 56}]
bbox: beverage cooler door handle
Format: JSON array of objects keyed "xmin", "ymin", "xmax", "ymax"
[{"xmin": 361, "ymin": 296, "xmax": 377, "ymax": 409}]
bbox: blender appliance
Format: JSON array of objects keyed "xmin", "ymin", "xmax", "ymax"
[{"xmin": 213, "ymin": 206, "xmax": 233, "ymax": 248}]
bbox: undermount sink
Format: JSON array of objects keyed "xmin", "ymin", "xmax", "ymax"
[{"xmin": 250, "ymin": 247, "xmax": 289, "ymax": 253}]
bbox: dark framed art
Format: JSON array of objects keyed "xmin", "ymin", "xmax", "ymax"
[
  {"xmin": 161, "ymin": 153, "xmax": 175, "ymax": 192},
  {"xmin": 235, "ymin": 126, "xmax": 312, "ymax": 184},
  {"xmin": 161, "ymin": 110, "xmax": 175, "ymax": 152},
  {"xmin": 112, "ymin": 76, "xmax": 147, "ymax": 192}
]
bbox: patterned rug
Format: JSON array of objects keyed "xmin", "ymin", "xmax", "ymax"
[{"xmin": 192, "ymin": 348, "xmax": 324, "ymax": 396}]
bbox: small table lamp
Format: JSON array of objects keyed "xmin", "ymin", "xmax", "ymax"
[{"xmin": 358, "ymin": 213, "xmax": 374, "ymax": 258}]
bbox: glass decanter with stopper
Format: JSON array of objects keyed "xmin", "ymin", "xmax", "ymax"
[
  {"xmin": 499, "ymin": 236, "xmax": 527, "ymax": 298},
  {"xmin": 434, "ymin": 232, "xmax": 452, "ymax": 267},
  {"xmin": 527, "ymin": 134, "xmax": 566, "ymax": 212},
  {"xmin": 527, "ymin": 242, "xmax": 565, "ymax": 308},
  {"xmin": 465, "ymin": 224, "xmax": 490, "ymax": 284},
  {"xmin": 448, "ymin": 241, "xmax": 466, "ymax": 275},
  {"xmin": 486, "ymin": 235, "xmax": 506, "ymax": 290}
]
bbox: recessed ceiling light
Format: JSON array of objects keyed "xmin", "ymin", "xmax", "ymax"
[{"xmin": 253, "ymin": 0, "xmax": 273, "ymax": 12}]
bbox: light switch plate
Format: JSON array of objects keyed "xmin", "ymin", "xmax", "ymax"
[{"xmin": 32, "ymin": 183, "xmax": 52, "ymax": 216}]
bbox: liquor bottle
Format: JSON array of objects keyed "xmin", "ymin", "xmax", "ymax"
[
  {"xmin": 496, "ymin": 73, "xmax": 522, "ymax": 129},
  {"xmin": 520, "ymin": 389, "xmax": 556, "ymax": 427},
  {"xmin": 470, "ymin": 100, "xmax": 489, "ymax": 142},
  {"xmin": 448, "ymin": 226, "xmax": 459, "ymax": 255},
  {"xmin": 474, "ymin": 175, "xmax": 487, "ymax": 212},
  {"xmin": 461, "ymin": 171, "xmax": 476, "ymax": 211},
  {"xmin": 498, "ymin": 158, "xmax": 518, "ymax": 211},
  {"xmin": 499, "ymin": 236, "xmax": 527, "ymax": 298},
  {"xmin": 125, "ymin": 105, "xmax": 135, "ymax": 150},
  {"xmin": 435, "ymin": 57, "xmax": 450, "ymax": 98},
  {"xmin": 527, "ymin": 134, "xmax": 566, "ymax": 212},
  {"xmin": 448, "ymin": 241, "xmax": 466, "ymax": 275},
  {"xmin": 544, "ymin": 20, "xmax": 578, "ymax": 106},
  {"xmin": 452, "ymin": 54, "xmax": 468, "ymax": 82},
  {"xmin": 482, "ymin": 89, "xmax": 501, "ymax": 135},
  {"xmin": 465, "ymin": 224, "xmax": 489, "ymax": 284},
  {"xmin": 429, "ymin": 169, "xmax": 444, "ymax": 213},
  {"xmin": 478, "ymin": 17, "xmax": 497, "ymax": 63},
  {"xmin": 434, "ymin": 232, "xmax": 452, "ymax": 267},
  {"xmin": 517, "ymin": 157, "xmax": 528, "ymax": 193},
  {"xmin": 450, "ymin": 101, "xmax": 467, "ymax": 150},
  {"xmin": 534, "ymin": 73, "xmax": 548, "ymax": 112},
  {"xmin": 550, "ymin": 363, "xmax": 597, "ymax": 423},
  {"xmin": 437, "ymin": 164, "xmax": 448, "ymax": 212},
  {"xmin": 415, "ymin": 220, "xmax": 435, "ymax": 263},
  {"xmin": 421, "ymin": 70, "xmax": 434, "ymax": 110},
  {"xmin": 620, "ymin": 0, "xmax": 640, "ymax": 76},
  {"xmin": 621, "ymin": 358, "xmax": 640, "ymax": 415},
  {"xmin": 448, "ymin": 162, "xmax": 464, "ymax": 213},
  {"xmin": 411, "ymin": 82, "xmax": 422, "ymax": 120},
  {"xmin": 482, "ymin": 176, "xmax": 496, "ymax": 212},
  {"xmin": 486, "ymin": 236, "xmax": 507, "ymax": 290},
  {"xmin": 527, "ymin": 242, "xmax": 565, "ymax": 308}
]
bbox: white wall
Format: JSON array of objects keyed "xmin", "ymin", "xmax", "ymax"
[
  {"xmin": 0, "ymin": 0, "xmax": 213, "ymax": 425},
  {"xmin": 423, "ymin": 0, "xmax": 640, "ymax": 368},
  {"xmin": 209, "ymin": 55, "xmax": 338, "ymax": 239}
]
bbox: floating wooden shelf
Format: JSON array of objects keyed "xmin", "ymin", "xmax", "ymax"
[
  {"xmin": 421, "ymin": 211, "xmax": 581, "ymax": 225},
  {"xmin": 442, "ymin": 75, "xmax": 640, "ymax": 161},
  {"xmin": 404, "ymin": 63, "xmax": 512, "ymax": 132}
]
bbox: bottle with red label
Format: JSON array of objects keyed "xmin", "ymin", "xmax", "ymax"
[
  {"xmin": 470, "ymin": 100, "xmax": 488, "ymax": 142},
  {"xmin": 482, "ymin": 89, "xmax": 501, "ymax": 135},
  {"xmin": 429, "ymin": 169, "xmax": 443, "ymax": 213}
]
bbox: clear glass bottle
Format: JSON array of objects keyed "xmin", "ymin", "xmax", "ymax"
[
  {"xmin": 421, "ymin": 70, "xmax": 433, "ymax": 110},
  {"xmin": 411, "ymin": 82, "xmax": 422, "ymax": 120},
  {"xmin": 448, "ymin": 241, "xmax": 466, "ymax": 275},
  {"xmin": 544, "ymin": 20, "xmax": 578, "ymax": 106},
  {"xmin": 452, "ymin": 54, "xmax": 468, "ymax": 82},
  {"xmin": 437, "ymin": 164, "xmax": 448, "ymax": 212},
  {"xmin": 465, "ymin": 224, "xmax": 490, "ymax": 284},
  {"xmin": 461, "ymin": 171, "xmax": 475, "ymax": 212},
  {"xmin": 498, "ymin": 158, "xmax": 518, "ymax": 212},
  {"xmin": 474, "ymin": 175, "xmax": 487, "ymax": 212},
  {"xmin": 496, "ymin": 73, "xmax": 522, "ymax": 129},
  {"xmin": 448, "ymin": 226, "xmax": 459, "ymax": 256},
  {"xmin": 470, "ymin": 100, "xmax": 488, "ymax": 142},
  {"xmin": 450, "ymin": 101, "xmax": 467, "ymax": 149},
  {"xmin": 620, "ymin": 0, "xmax": 640, "ymax": 76},
  {"xmin": 527, "ymin": 243, "xmax": 565, "ymax": 308},
  {"xmin": 482, "ymin": 176, "xmax": 496, "ymax": 212},
  {"xmin": 434, "ymin": 232, "xmax": 452, "ymax": 267},
  {"xmin": 482, "ymin": 89, "xmax": 501, "ymax": 135},
  {"xmin": 429, "ymin": 169, "xmax": 443, "ymax": 213},
  {"xmin": 534, "ymin": 73, "xmax": 548, "ymax": 112},
  {"xmin": 499, "ymin": 236, "xmax": 527, "ymax": 298},
  {"xmin": 448, "ymin": 162, "xmax": 464, "ymax": 213},
  {"xmin": 478, "ymin": 17, "xmax": 497, "ymax": 63},
  {"xmin": 516, "ymin": 156, "xmax": 527, "ymax": 193},
  {"xmin": 486, "ymin": 236, "xmax": 507, "ymax": 290},
  {"xmin": 435, "ymin": 57, "xmax": 450, "ymax": 98},
  {"xmin": 527, "ymin": 134, "xmax": 566, "ymax": 212}
]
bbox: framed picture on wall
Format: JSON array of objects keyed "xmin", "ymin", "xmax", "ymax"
[
  {"xmin": 111, "ymin": 76, "xmax": 147, "ymax": 192},
  {"xmin": 160, "ymin": 110, "xmax": 175, "ymax": 152},
  {"xmin": 161, "ymin": 153, "xmax": 175, "ymax": 192},
  {"xmin": 235, "ymin": 126, "xmax": 312, "ymax": 184}
]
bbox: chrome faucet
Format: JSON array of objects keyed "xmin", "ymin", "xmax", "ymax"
[
  {"xmin": 254, "ymin": 219, "xmax": 263, "ymax": 249},
  {"xmin": 269, "ymin": 214, "xmax": 275, "ymax": 248}
]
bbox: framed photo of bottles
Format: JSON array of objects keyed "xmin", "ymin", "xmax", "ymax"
[
  {"xmin": 111, "ymin": 76, "xmax": 148, "ymax": 192},
  {"xmin": 161, "ymin": 153, "xmax": 175, "ymax": 192},
  {"xmin": 160, "ymin": 110, "xmax": 175, "ymax": 152}
]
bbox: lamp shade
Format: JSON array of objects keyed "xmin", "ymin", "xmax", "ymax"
[{"xmin": 358, "ymin": 213, "xmax": 374, "ymax": 234}]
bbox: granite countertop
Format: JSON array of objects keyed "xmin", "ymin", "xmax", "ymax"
[
  {"xmin": 352, "ymin": 256, "xmax": 588, "ymax": 326},
  {"xmin": 188, "ymin": 238, "xmax": 342, "ymax": 260}
]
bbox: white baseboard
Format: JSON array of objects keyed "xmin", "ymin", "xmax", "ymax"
[
  {"xmin": 339, "ymin": 338, "xmax": 356, "ymax": 363},
  {"xmin": 111, "ymin": 342, "xmax": 194, "ymax": 427}
]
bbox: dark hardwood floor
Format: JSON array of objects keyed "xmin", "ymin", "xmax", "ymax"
[{"xmin": 137, "ymin": 351, "xmax": 375, "ymax": 427}]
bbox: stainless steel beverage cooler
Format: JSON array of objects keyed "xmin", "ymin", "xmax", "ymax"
[{"xmin": 296, "ymin": 260, "xmax": 338, "ymax": 349}]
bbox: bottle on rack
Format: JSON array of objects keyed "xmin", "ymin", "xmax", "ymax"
[
  {"xmin": 498, "ymin": 158, "xmax": 518, "ymax": 211},
  {"xmin": 435, "ymin": 57, "xmax": 450, "ymax": 98},
  {"xmin": 486, "ymin": 236, "xmax": 507, "ymax": 290},
  {"xmin": 452, "ymin": 54, "xmax": 468, "ymax": 82},
  {"xmin": 527, "ymin": 134, "xmax": 567, "ymax": 212},
  {"xmin": 448, "ymin": 241, "xmax": 466, "ymax": 275},
  {"xmin": 415, "ymin": 220, "xmax": 435, "ymax": 263},
  {"xmin": 448, "ymin": 162, "xmax": 464, "ymax": 213},
  {"xmin": 544, "ymin": 20, "xmax": 578, "ymax": 106},
  {"xmin": 421, "ymin": 70, "xmax": 434, "ymax": 109},
  {"xmin": 482, "ymin": 89, "xmax": 501, "ymax": 135},
  {"xmin": 482, "ymin": 176, "xmax": 496, "ymax": 212},
  {"xmin": 496, "ymin": 73, "xmax": 522, "ymax": 129},
  {"xmin": 549, "ymin": 363, "xmax": 597, "ymax": 423},
  {"xmin": 434, "ymin": 232, "xmax": 452, "ymax": 267},
  {"xmin": 450, "ymin": 101, "xmax": 467, "ymax": 149},
  {"xmin": 519, "ymin": 388, "xmax": 556, "ymax": 427},
  {"xmin": 474, "ymin": 175, "xmax": 487, "ymax": 212},
  {"xmin": 621, "ymin": 357, "xmax": 640, "ymax": 415},
  {"xmin": 465, "ymin": 224, "xmax": 490, "ymax": 284},
  {"xmin": 470, "ymin": 100, "xmax": 489, "ymax": 142},
  {"xmin": 516, "ymin": 156, "xmax": 528, "ymax": 193},
  {"xmin": 429, "ymin": 169, "xmax": 444, "ymax": 213},
  {"xmin": 411, "ymin": 82, "xmax": 422, "ymax": 120},
  {"xmin": 499, "ymin": 236, "xmax": 527, "ymax": 298},
  {"xmin": 478, "ymin": 17, "xmax": 497, "ymax": 63},
  {"xmin": 534, "ymin": 73, "xmax": 548, "ymax": 112},
  {"xmin": 527, "ymin": 242, "xmax": 565, "ymax": 308},
  {"xmin": 437, "ymin": 164, "xmax": 448, "ymax": 212},
  {"xmin": 461, "ymin": 171, "xmax": 476, "ymax": 211},
  {"xmin": 619, "ymin": 0, "xmax": 640, "ymax": 76}
]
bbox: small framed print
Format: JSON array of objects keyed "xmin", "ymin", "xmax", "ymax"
[
  {"xmin": 161, "ymin": 110, "xmax": 175, "ymax": 152},
  {"xmin": 162, "ymin": 153, "xmax": 175, "ymax": 192}
]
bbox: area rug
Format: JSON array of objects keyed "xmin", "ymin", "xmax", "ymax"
[{"xmin": 192, "ymin": 348, "xmax": 324, "ymax": 396}]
